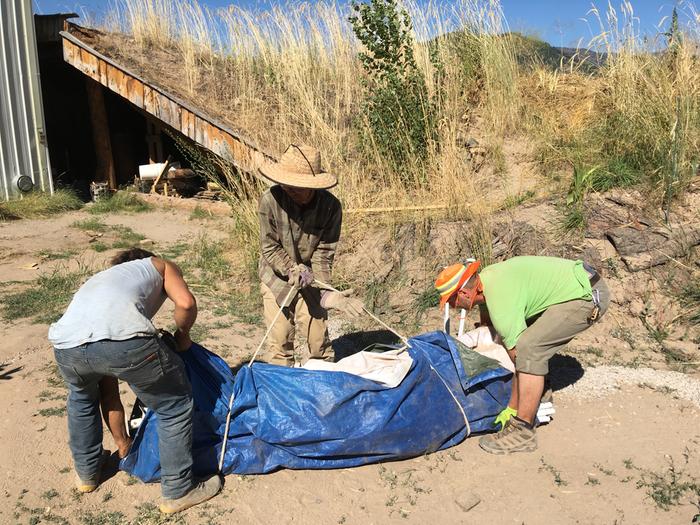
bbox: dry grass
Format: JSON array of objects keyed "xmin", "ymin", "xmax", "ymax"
[
  {"xmin": 101, "ymin": 0, "xmax": 519, "ymax": 218},
  {"xmin": 93, "ymin": 0, "xmax": 699, "ymax": 262}
]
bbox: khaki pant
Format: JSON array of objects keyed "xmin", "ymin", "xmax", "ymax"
[
  {"xmin": 516, "ymin": 278, "xmax": 610, "ymax": 375},
  {"xmin": 261, "ymin": 282, "xmax": 333, "ymax": 366}
]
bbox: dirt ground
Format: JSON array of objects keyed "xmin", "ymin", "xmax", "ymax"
[{"xmin": 1, "ymin": 204, "xmax": 699, "ymax": 525}]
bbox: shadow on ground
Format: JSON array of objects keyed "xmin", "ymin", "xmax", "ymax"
[{"xmin": 548, "ymin": 354, "xmax": 585, "ymax": 391}]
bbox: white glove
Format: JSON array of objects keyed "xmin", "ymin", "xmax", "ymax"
[{"xmin": 321, "ymin": 289, "xmax": 364, "ymax": 318}]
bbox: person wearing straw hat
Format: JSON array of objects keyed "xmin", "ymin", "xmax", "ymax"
[
  {"xmin": 257, "ymin": 144, "xmax": 364, "ymax": 367},
  {"xmin": 435, "ymin": 256, "xmax": 609, "ymax": 454}
]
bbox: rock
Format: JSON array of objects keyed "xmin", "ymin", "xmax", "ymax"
[
  {"xmin": 139, "ymin": 239, "xmax": 155, "ymax": 247},
  {"xmin": 454, "ymin": 492, "xmax": 481, "ymax": 512}
]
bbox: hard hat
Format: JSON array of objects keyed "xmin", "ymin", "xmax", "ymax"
[{"xmin": 434, "ymin": 259, "xmax": 481, "ymax": 308}]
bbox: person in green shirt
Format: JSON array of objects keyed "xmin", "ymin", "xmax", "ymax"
[{"xmin": 434, "ymin": 256, "xmax": 610, "ymax": 454}]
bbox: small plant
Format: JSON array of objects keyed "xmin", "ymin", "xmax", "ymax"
[
  {"xmin": 634, "ymin": 453, "xmax": 700, "ymax": 511},
  {"xmin": 189, "ymin": 205, "xmax": 211, "ymax": 220},
  {"xmin": 0, "ymin": 189, "xmax": 83, "ymax": 220},
  {"xmin": 72, "ymin": 217, "xmax": 109, "ymax": 232},
  {"xmin": 0, "ymin": 266, "xmax": 89, "ymax": 323},
  {"xmin": 680, "ymin": 278, "xmax": 700, "ymax": 325},
  {"xmin": 41, "ymin": 489, "xmax": 59, "ymax": 500},
  {"xmin": 88, "ymin": 191, "xmax": 152, "ymax": 214},
  {"xmin": 539, "ymin": 457, "xmax": 568, "ymax": 487},
  {"xmin": 38, "ymin": 406, "xmax": 66, "ymax": 417}
]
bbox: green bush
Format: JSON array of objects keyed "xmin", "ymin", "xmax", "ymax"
[
  {"xmin": 349, "ymin": 0, "xmax": 437, "ymax": 178},
  {"xmin": 0, "ymin": 189, "xmax": 83, "ymax": 220}
]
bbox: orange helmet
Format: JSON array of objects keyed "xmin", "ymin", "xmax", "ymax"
[{"xmin": 434, "ymin": 260, "xmax": 481, "ymax": 308}]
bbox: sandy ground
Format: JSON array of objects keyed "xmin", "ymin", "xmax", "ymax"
[{"xmin": 1, "ymin": 205, "xmax": 699, "ymax": 525}]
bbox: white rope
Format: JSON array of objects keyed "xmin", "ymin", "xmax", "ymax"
[
  {"xmin": 312, "ymin": 279, "xmax": 410, "ymax": 346},
  {"xmin": 218, "ymin": 285, "xmax": 298, "ymax": 472},
  {"xmin": 218, "ymin": 390, "xmax": 235, "ymax": 473},
  {"xmin": 428, "ymin": 362, "xmax": 471, "ymax": 437},
  {"xmin": 247, "ymin": 285, "xmax": 299, "ymax": 367}
]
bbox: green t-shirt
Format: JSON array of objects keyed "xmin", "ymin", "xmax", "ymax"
[{"xmin": 479, "ymin": 256, "xmax": 592, "ymax": 350}]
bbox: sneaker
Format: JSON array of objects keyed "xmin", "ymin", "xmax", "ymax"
[
  {"xmin": 479, "ymin": 417, "xmax": 537, "ymax": 455},
  {"xmin": 75, "ymin": 449, "xmax": 110, "ymax": 493},
  {"xmin": 159, "ymin": 475, "xmax": 223, "ymax": 514}
]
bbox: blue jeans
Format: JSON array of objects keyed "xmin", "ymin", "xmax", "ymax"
[{"xmin": 54, "ymin": 335, "xmax": 194, "ymax": 499}]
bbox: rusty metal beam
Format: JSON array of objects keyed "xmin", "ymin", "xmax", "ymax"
[{"xmin": 60, "ymin": 29, "xmax": 273, "ymax": 175}]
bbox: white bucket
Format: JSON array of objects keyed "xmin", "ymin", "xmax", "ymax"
[{"xmin": 138, "ymin": 162, "xmax": 181, "ymax": 181}]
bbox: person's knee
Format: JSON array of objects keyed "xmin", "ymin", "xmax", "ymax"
[{"xmin": 515, "ymin": 339, "xmax": 550, "ymax": 376}]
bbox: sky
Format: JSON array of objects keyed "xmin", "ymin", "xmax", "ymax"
[{"xmin": 33, "ymin": 0, "xmax": 693, "ymax": 48}]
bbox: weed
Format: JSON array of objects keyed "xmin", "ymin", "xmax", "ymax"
[
  {"xmin": 41, "ymin": 488, "xmax": 59, "ymax": 500},
  {"xmin": 634, "ymin": 453, "xmax": 700, "ymax": 511},
  {"xmin": 0, "ymin": 189, "xmax": 83, "ymax": 220},
  {"xmin": 413, "ymin": 286, "xmax": 440, "ymax": 313},
  {"xmin": 212, "ymin": 291, "xmax": 263, "ymax": 326},
  {"xmin": 385, "ymin": 494, "xmax": 398, "ymax": 507},
  {"xmin": 39, "ymin": 249, "xmax": 76, "ymax": 261},
  {"xmin": 111, "ymin": 225, "xmax": 146, "ymax": 249},
  {"xmin": 102, "ymin": 491, "xmax": 113, "ymax": 502},
  {"xmin": 561, "ymin": 205, "xmax": 586, "ymax": 233},
  {"xmin": 72, "ymin": 217, "xmax": 109, "ymax": 232},
  {"xmin": 638, "ymin": 382, "xmax": 677, "ymax": 395},
  {"xmin": 680, "ymin": 278, "xmax": 700, "ymax": 325},
  {"xmin": 38, "ymin": 406, "xmax": 66, "ymax": 417},
  {"xmin": 88, "ymin": 191, "xmax": 152, "ymax": 214},
  {"xmin": 539, "ymin": 457, "xmax": 568, "ymax": 487},
  {"xmin": 594, "ymin": 463, "xmax": 615, "ymax": 476},
  {"xmin": 502, "ymin": 190, "xmax": 535, "ymax": 209},
  {"xmin": 92, "ymin": 242, "xmax": 109, "ymax": 253},
  {"xmin": 39, "ymin": 390, "xmax": 64, "ymax": 402},
  {"xmin": 125, "ymin": 475, "xmax": 139, "ymax": 486},
  {"xmin": 0, "ymin": 266, "xmax": 88, "ymax": 323},
  {"xmin": 132, "ymin": 501, "xmax": 185, "ymax": 524},
  {"xmin": 70, "ymin": 487, "xmax": 82, "ymax": 501},
  {"xmin": 623, "ymin": 458, "xmax": 635, "ymax": 470},
  {"xmin": 189, "ymin": 205, "xmax": 211, "ymax": 220},
  {"xmin": 59, "ymin": 467, "xmax": 70, "ymax": 474},
  {"xmin": 586, "ymin": 475, "xmax": 600, "ymax": 486},
  {"xmin": 186, "ymin": 234, "xmax": 231, "ymax": 286},
  {"xmin": 159, "ymin": 241, "xmax": 189, "ymax": 261},
  {"xmin": 79, "ymin": 510, "xmax": 126, "ymax": 525}
]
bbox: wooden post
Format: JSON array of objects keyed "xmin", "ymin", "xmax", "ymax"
[
  {"xmin": 146, "ymin": 119, "xmax": 163, "ymax": 163},
  {"xmin": 85, "ymin": 78, "xmax": 116, "ymax": 189}
]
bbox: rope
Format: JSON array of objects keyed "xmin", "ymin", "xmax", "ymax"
[
  {"xmin": 312, "ymin": 279, "xmax": 410, "ymax": 346},
  {"xmin": 428, "ymin": 362, "xmax": 471, "ymax": 437},
  {"xmin": 218, "ymin": 390, "xmax": 235, "ymax": 473},
  {"xmin": 247, "ymin": 285, "xmax": 299, "ymax": 367},
  {"xmin": 218, "ymin": 279, "xmax": 410, "ymax": 472}
]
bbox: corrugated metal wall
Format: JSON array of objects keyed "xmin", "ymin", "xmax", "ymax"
[{"xmin": 0, "ymin": 0, "xmax": 52, "ymax": 200}]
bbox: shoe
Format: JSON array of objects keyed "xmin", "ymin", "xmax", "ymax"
[
  {"xmin": 479, "ymin": 417, "xmax": 537, "ymax": 455},
  {"xmin": 75, "ymin": 449, "xmax": 110, "ymax": 493},
  {"xmin": 159, "ymin": 475, "xmax": 222, "ymax": 514}
]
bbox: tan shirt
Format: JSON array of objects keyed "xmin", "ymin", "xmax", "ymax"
[{"xmin": 258, "ymin": 186, "xmax": 342, "ymax": 305}]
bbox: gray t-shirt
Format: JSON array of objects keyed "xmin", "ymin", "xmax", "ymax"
[{"xmin": 49, "ymin": 258, "xmax": 167, "ymax": 349}]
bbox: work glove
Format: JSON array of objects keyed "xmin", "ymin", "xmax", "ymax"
[
  {"xmin": 320, "ymin": 289, "xmax": 365, "ymax": 318},
  {"xmin": 287, "ymin": 264, "xmax": 314, "ymax": 289},
  {"xmin": 493, "ymin": 406, "xmax": 517, "ymax": 430}
]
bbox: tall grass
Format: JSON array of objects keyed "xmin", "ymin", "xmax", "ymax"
[
  {"xmin": 102, "ymin": 0, "xmax": 519, "ymax": 217},
  {"xmin": 527, "ymin": 2, "xmax": 700, "ymax": 215},
  {"xmin": 0, "ymin": 189, "xmax": 83, "ymax": 220}
]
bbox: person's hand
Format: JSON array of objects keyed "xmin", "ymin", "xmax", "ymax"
[
  {"xmin": 174, "ymin": 329, "xmax": 193, "ymax": 352},
  {"xmin": 321, "ymin": 289, "xmax": 365, "ymax": 318},
  {"xmin": 493, "ymin": 406, "xmax": 517, "ymax": 430},
  {"xmin": 288, "ymin": 264, "xmax": 314, "ymax": 289}
]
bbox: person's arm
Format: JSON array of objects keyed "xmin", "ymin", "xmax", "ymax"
[
  {"xmin": 259, "ymin": 193, "xmax": 295, "ymax": 276},
  {"xmin": 479, "ymin": 304, "xmax": 492, "ymax": 327},
  {"xmin": 155, "ymin": 258, "xmax": 197, "ymax": 351},
  {"xmin": 310, "ymin": 198, "xmax": 342, "ymax": 284}
]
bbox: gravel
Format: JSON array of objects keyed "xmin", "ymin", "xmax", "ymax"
[{"xmin": 558, "ymin": 366, "xmax": 700, "ymax": 407}]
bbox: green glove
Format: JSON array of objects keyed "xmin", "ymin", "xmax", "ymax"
[{"xmin": 493, "ymin": 406, "xmax": 517, "ymax": 430}]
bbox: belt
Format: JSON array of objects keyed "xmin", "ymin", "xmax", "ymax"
[{"xmin": 583, "ymin": 262, "xmax": 600, "ymax": 287}]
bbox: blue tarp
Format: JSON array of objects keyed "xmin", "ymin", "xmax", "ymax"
[{"xmin": 120, "ymin": 331, "xmax": 512, "ymax": 481}]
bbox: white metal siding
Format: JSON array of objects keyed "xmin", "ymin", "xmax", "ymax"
[{"xmin": 0, "ymin": 0, "xmax": 52, "ymax": 200}]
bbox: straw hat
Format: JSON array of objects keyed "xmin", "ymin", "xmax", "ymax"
[
  {"xmin": 259, "ymin": 144, "xmax": 337, "ymax": 189},
  {"xmin": 434, "ymin": 259, "xmax": 480, "ymax": 308}
]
